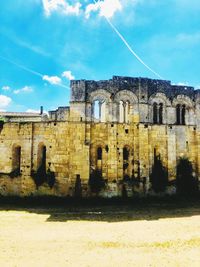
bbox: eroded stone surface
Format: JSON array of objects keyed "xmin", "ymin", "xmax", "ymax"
[{"xmin": 0, "ymin": 76, "xmax": 200, "ymax": 196}]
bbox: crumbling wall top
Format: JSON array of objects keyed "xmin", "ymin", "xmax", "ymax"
[{"xmin": 71, "ymin": 76, "xmax": 197, "ymax": 102}]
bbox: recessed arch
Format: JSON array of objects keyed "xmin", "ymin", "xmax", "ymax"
[
  {"xmin": 172, "ymin": 95, "xmax": 193, "ymax": 108},
  {"xmin": 89, "ymin": 89, "xmax": 111, "ymax": 103},
  {"xmin": 37, "ymin": 142, "xmax": 46, "ymax": 171},
  {"xmin": 149, "ymin": 92, "xmax": 171, "ymax": 106},
  {"xmin": 114, "ymin": 90, "xmax": 138, "ymax": 104},
  {"xmin": 89, "ymin": 89, "xmax": 111, "ymax": 122}
]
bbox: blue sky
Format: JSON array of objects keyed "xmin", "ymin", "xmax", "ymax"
[{"xmin": 0, "ymin": 0, "xmax": 200, "ymax": 112}]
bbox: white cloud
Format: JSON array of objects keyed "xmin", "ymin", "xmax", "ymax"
[
  {"xmin": 62, "ymin": 70, "xmax": 75, "ymax": 80},
  {"xmin": 0, "ymin": 95, "xmax": 12, "ymax": 109},
  {"xmin": 42, "ymin": 0, "xmax": 126, "ymax": 19},
  {"xmin": 85, "ymin": 0, "xmax": 122, "ymax": 19},
  {"xmin": 13, "ymin": 86, "xmax": 33, "ymax": 95},
  {"xmin": 2, "ymin": 86, "xmax": 10, "ymax": 91},
  {"xmin": 43, "ymin": 75, "xmax": 62, "ymax": 85},
  {"xmin": 42, "ymin": 0, "xmax": 81, "ymax": 17}
]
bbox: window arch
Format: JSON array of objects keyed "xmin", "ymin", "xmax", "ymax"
[
  {"xmin": 97, "ymin": 147, "xmax": 102, "ymax": 160},
  {"xmin": 92, "ymin": 100, "xmax": 106, "ymax": 122},
  {"xmin": 182, "ymin": 105, "xmax": 186, "ymax": 125},
  {"xmin": 153, "ymin": 102, "xmax": 163, "ymax": 124},
  {"xmin": 153, "ymin": 103, "xmax": 158, "ymax": 124},
  {"xmin": 159, "ymin": 103, "xmax": 163, "ymax": 124},
  {"xmin": 37, "ymin": 144, "xmax": 46, "ymax": 171},
  {"xmin": 119, "ymin": 101, "xmax": 124, "ymax": 123},
  {"xmin": 176, "ymin": 104, "xmax": 186, "ymax": 125},
  {"xmin": 123, "ymin": 147, "xmax": 129, "ymax": 161},
  {"xmin": 119, "ymin": 101, "xmax": 130, "ymax": 123},
  {"xmin": 176, "ymin": 104, "xmax": 181, "ymax": 125},
  {"xmin": 93, "ymin": 100, "xmax": 100, "ymax": 121}
]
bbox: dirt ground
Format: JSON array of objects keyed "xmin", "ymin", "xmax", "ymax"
[{"xmin": 0, "ymin": 203, "xmax": 200, "ymax": 267}]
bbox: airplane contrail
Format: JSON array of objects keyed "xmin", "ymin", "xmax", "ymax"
[
  {"xmin": 0, "ymin": 55, "xmax": 43, "ymax": 77},
  {"xmin": 0, "ymin": 55, "xmax": 70, "ymax": 89},
  {"xmin": 93, "ymin": 0, "xmax": 163, "ymax": 79}
]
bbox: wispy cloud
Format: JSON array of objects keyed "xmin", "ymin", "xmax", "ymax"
[
  {"xmin": 0, "ymin": 28, "xmax": 50, "ymax": 57},
  {"xmin": 42, "ymin": 0, "xmax": 82, "ymax": 17},
  {"xmin": 0, "ymin": 95, "xmax": 12, "ymax": 110},
  {"xmin": 42, "ymin": 0, "xmax": 127, "ymax": 19},
  {"xmin": 62, "ymin": 70, "xmax": 75, "ymax": 80},
  {"xmin": 85, "ymin": 0, "xmax": 122, "ymax": 19},
  {"xmin": 43, "ymin": 75, "xmax": 62, "ymax": 85},
  {"xmin": 13, "ymin": 86, "xmax": 33, "ymax": 95},
  {"xmin": 0, "ymin": 54, "xmax": 71, "ymax": 90},
  {"xmin": 2, "ymin": 86, "xmax": 10, "ymax": 91}
]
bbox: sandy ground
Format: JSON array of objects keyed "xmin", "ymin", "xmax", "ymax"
[{"xmin": 0, "ymin": 205, "xmax": 200, "ymax": 267}]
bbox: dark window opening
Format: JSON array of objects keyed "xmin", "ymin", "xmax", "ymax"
[
  {"xmin": 38, "ymin": 145, "xmax": 46, "ymax": 171},
  {"xmin": 123, "ymin": 147, "xmax": 129, "ymax": 161},
  {"xmin": 97, "ymin": 147, "xmax": 102, "ymax": 160},
  {"xmin": 159, "ymin": 103, "xmax": 163, "ymax": 124},
  {"xmin": 125, "ymin": 129, "xmax": 129, "ymax": 134},
  {"xmin": 12, "ymin": 146, "xmax": 21, "ymax": 175},
  {"xmin": 182, "ymin": 105, "xmax": 186, "ymax": 125},
  {"xmin": 153, "ymin": 103, "xmax": 158, "ymax": 124},
  {"xmin": 176, "ymin": 104, "xmax": 186, "ymax": 125},
  {"xmin": 176, "ymin": 104, "xmax": 181, "ymax": 125}
]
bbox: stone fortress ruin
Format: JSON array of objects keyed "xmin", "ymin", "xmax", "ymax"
[{"xmin": 0, "ymin": 76, "xmax": 200, "ymax": 197}]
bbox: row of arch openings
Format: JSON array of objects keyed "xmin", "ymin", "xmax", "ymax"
[
  {"xmin": 92, "ymin": 100, "xmax": 131, "ymax": 123},
  {"xmin": 153, "ymin": 103, "xmax": 186, "ymax": 125},
  {"xmin": 11, "ymin": 144, "xmax": 47, "ymax": 175}
]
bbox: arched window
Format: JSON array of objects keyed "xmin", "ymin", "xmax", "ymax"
[
  {"xmin": 37, "ymin": 144, "xmax": 46, "ymax": 171},
  {"xmin": 182, "ymin": 105, "xmax": 186, "ymax": 125},
  {"xmin": 159, "ymin": 103, "xmax": 163, "ymax": 124},
  {"xmin": 125, "ymin": 101, "xmax": 130, "ymax": 123},
  {"xmin": 123, "ymin": 147, "xmax": 129, "ymax": 161},
  {"xmin": 119, "ymin": 101, "xmax": 124, "ymax": 123},
  {"xmin": 101, "ymin": 101, "xmax": 106, "ymax": 122},
  {"xmin": 119, "ymin": 101, "xmax": 130, "ymax": 123},
  {"xmin": 176, "ymin": 104, "xmax": 186, "ymax": 125},
  {"xmin": 176, "ymin": 104, "xmax": 181, "ymax": 125},
  {"xmin": 93, "ymin": 100, "xmax": 106, "ymax": 122},
  {"xmin": 12, "ymin": 145, "xmax": 21, "ymax": 174},
  {"xmin": 153, "ymin": 103, "xmax": 158, "ymax": 124},
  {"xmin": 93, "ymin": 100, "xmax": 100, "ymax": 121},
  {"xmin": 97, "ymin": 147, "xmax": 102, "ymax": 160}
]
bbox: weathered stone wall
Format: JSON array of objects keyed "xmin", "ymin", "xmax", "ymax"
[
  {"xmin": 0, "ymin": 121, "xmax": 89, "ymax": 196},
  {"xmin": 0, "ymin": 76, "xmax": 199, "ymax": 197}
]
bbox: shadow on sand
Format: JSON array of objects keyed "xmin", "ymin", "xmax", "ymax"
[{"xmin": 0, "ymin": 196, "xmax": 200, "ymax": 223}]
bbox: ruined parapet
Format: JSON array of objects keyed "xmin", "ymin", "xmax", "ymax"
[
  {"xmin": 48, "ymin": 106, "xmax": 70, "ymax": 121},
  {"xmin": 69, "ymin": 76, "xmax": 198, "ymax": 125}
]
